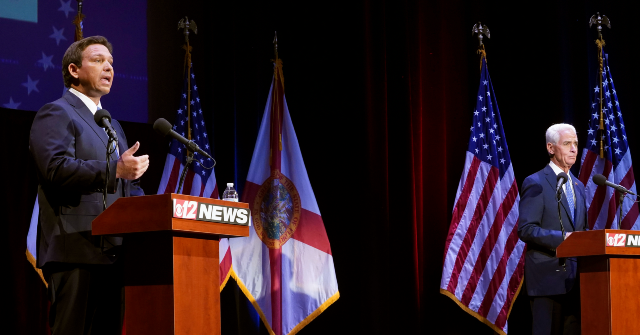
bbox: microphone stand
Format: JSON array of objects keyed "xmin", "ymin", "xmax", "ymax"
[
  {"xmin": 556, "ymin": 189, "xmax": 567, "ymax": 271},
  {"xmin": 101, "ymin": 136, "xmax": 117, "ymax": 252},
  {"xmin": 103, "ymin": 137, "xmax": 116, "ymax": 211},
  {"xmin": 617, "ymin": 192, "xmax": 625, "ymax": 230},
  {"xmin": 177, "ymin": 152, "xmax": 194, "ymax": 194}
]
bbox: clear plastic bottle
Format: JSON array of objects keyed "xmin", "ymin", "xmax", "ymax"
[{"xmin": 222, "ymin": 183, "xmax": 239, "ymax": 202}]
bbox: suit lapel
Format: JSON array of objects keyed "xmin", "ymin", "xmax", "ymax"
[
  {"xmin": 63, "ymin": 91, "xmax": 109, "ymax": 149},
  {"xmin": 543, "ymin": 165, "xmax": 575, "ymax": 230}
]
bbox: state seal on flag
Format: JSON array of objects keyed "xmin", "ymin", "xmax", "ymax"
[{"xmin": 252, "ymin": 170, "xmax": 302, "ymax": 249}]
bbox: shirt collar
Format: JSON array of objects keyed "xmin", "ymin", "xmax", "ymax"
[
  {"xmin": 549, "ymin": 161, "xmax": 572, "ymax": 181},
  {"xmin": 68, "ymin": 88, "xmax": 102, "ymax": 115}
]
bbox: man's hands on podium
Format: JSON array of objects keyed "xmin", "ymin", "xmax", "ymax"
[{"xmin": 116, "ymin": 141, "xmax": 149, "ymax": 180}]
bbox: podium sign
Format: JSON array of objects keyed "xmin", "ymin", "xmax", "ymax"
[
  {"xmin": 171, "ymin": 198, "xmax": 250, "ymax": 225},
  {"xmin": 93, "ymin": 193, "xmax": 250, "ymax": 335},
  {"xmin": 557, "ymin": 229, "xmax": 640, "ymax": 335}
]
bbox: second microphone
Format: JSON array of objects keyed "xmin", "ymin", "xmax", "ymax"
[{"xmin": 153, "ymin": 118, "xmax": 213, "ymax": 160}]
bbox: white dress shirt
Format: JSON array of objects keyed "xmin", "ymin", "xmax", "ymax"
[
  {"xmin": 548, "ymin": 161, "xmax": 576, "ymax": 203},
  {"xmin": 68, "ymin": 87, "xmax": 102, "ymax": 114},
  {"xmin": 68, "ymin": 88, "xmax": 118, "ymax": 156}
]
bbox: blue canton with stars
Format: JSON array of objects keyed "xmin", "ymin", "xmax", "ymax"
[
  {"xmin": 586, "ymin": 52, "xmax": 629, "ymax": 167},
  {"xmin": 169, "ymin": 64, "xmax": 214, "ymax": 181},
  {"xmin": 468, "ymin": 58, "xmax": 511, "ymax": 178}
]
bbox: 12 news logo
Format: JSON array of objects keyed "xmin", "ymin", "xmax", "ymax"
[
  {"xmin": 173, "ymin": 199, "xmax": 250, "ymax": 225},
  {"xmin": 605, "ymin": 233, "xmax": 640, "ymax": 247}
]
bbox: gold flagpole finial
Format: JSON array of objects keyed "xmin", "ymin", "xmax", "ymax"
[
  {"xmin": 178, "ymin": 16, "xmax": 198, "ymax": 44},
  {"xmin": 472, "ymin": 22, "xmax": 490, "ymax": 69}
]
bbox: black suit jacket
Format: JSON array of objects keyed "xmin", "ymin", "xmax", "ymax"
[
  {"xmin": 518, "ymin": 164, "xmax": 588, "ymax": 296},
  {"xmin": 30, "ymin": 91, "xmax": 143, "ymax": 268}
]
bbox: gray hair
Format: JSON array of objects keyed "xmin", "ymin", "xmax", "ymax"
[{"xmin": 546, "ymin": 123, "xmax": 577, "ymax": 145}]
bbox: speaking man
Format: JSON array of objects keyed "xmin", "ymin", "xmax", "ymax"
[
  {"xmin": 518, "ymin": 123, "xmax": 588, "ymax": 335},
  {"xmin": 29, "ymin": 36, "xmax": 149, "ymax": 334}
]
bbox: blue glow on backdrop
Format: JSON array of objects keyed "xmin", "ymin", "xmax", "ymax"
[{"xmin": 0, "ymin": 0, "xmax": 147, "ymax": 123}]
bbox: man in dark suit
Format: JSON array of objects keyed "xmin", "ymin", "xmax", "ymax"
[
  {"xmin": 29, "ymin": 36, "xmax": 149, "ymax": 334},
  {"xmin": 518, "ymin": 123, "xmax": 588, "ymax": 335}
]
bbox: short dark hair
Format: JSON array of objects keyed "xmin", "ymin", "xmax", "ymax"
[{"xmin": 61, "ymin": 36, "xmax": 113, "ymax": 88}]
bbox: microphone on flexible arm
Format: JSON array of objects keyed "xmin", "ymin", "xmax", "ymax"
[
  {"xmin": 556, "ymin": 172, "xmax": 569, "ymax": 195},
  {"xmin": 94, "ymin": 109, "xmax": 118, "ymax": 141},
  {"xmin": 592, "ymin": 174, "xmax": 638, "ymax": 196},
  {"xmin": 153, "ymin": 118, "xmax": 213, "ymax": 160},
  {"xmin": 594, "ymin": 173, "xmax": 637, "ymax": 229}
]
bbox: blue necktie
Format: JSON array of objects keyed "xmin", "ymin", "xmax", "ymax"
[{"xmin": 565, "ymin": 177, "xmax": 575, "ymax": 222}]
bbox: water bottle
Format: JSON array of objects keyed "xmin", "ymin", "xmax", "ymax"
[{"xmin": 222, "ymin": 183, "xmax": 239, "ymax": 202}]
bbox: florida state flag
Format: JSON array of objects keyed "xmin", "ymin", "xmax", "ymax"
[{"xmin": 229, "ymin": 58, "xmax": 339, "ymax": 335}]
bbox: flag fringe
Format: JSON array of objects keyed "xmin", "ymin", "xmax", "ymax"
[
  {"xmin": 220, "ymin": 264, "xmax": 233, "ymax": 292},
  {"xmin": 25, "ymin": 249, "xmax": 47, "ymax": 288},
  {"xmin": 288, "ymin": 290, "xmax": 339, "ymax": 335},
  {"xmin": 230, "ymin": 268, "xmax": 277, "ymax": 335},
  {"xmin": 230, "ymin": 268, "xmax": 339, "ymax": 335},
  {"xmin": 439, "ymin": 285, "xmax": 522, "ymax": 335}
]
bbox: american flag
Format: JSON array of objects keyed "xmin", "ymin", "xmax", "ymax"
[
  {"xmin": 156, "ymin": 63, "xmax": 232, "ymax": 287},
  {"xmin": 157, "ymin": 64, "xmax": 217, "ymax": 198},
  {"xmin": 578, "ymin": 51, "xmax": 639, "ymax": 230},
  {"xmin": 440, "ymin": 57, "xmax": 525, "ymax": 335}
]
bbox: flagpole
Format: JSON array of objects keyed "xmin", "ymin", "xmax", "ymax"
[
  {"xmin": 73, "ymin": 0, "xmax": 85, "ymax": 41},
  {"xmin": 275, "ymin": 31, "xmax": 282, "ymax": 153},
  {"xmin": 472, "ymin": 22, "xmax": 490, "ymax": 69},
  {"xmin": 178, "ymin": 17, "xmax": 197, "ymax": 143},
  {"xmin": 271, "ymin": 31, "xmax": 283, "ymax": 167},
  {"xmin": 589, "ymin": 13, "xmax": 611, "ymax": 159},
  {"xmin": 176, "ymin": 17, "xmax": 198, "ymax": 194}
]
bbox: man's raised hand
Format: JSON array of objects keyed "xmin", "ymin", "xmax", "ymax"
[{"xmin": 116, "ymin": 141, "xmax": 149, "ymax": 180}]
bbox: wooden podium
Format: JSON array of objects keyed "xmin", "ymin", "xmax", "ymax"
[
  {"xmin": 93, "ymin": 193, "xmax": 250, "ymax": 335},
  {"xmin": 557, "ymin": 229, "xmax": 640, "ymax": 335}
]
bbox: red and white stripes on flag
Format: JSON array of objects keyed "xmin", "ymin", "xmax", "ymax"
[
  {"xmin": 228, "ymin": 58, "xmax": 339, "ymax": 335},
  {"xmin": 440, "ymin": 57, "xmax": 525, "ymax": 335},
  {"xmin": 578, "ymin": 52, "xmax": 639, "ymax": 231},
  {"xmin": 579, "ymin": 149, "xmax": 639, "ymax": 230},
  {"xmin": 157, "ymin": 153, "xmax": 218, "ymax": 199}
]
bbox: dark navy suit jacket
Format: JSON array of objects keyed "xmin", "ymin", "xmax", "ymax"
[
  {"xmin": 518, "ymin": 164, "xmax": 588, "ymax": 296},
  {"xmin": 29, "ymin": 91, "xmax": 143, "ymax": 268}
]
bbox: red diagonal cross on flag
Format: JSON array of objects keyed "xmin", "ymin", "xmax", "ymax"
[{"xmin": 228, "ymin": 58, "xmax": 339, "ymax": 335}]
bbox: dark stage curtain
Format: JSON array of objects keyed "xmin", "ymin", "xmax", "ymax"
[{"xmin": 358, "ymin": 0, "xmax": 469, "ymax": 333}]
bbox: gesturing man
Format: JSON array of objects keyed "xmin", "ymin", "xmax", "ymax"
[
  {"xmin": 29, "ymin": 36, "xmax": 149, "ymax": 334},
  {"xmin": 518, "ymin": 123, "xmax": 588, "ymax": 335}
]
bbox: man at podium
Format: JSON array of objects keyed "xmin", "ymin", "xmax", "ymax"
[
  {"xmin": 518, "ymin": 123, "xmax": 588, "ymax": 335},
  {"xmin": 29, "ymin": 36, "xmax": 148, "ymax": 334}
]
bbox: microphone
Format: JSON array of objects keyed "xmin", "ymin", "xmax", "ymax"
[
  {"xmin": 153, "ymin": 118, "xmax": 213, "ymax": 160},
  {"xmin": 593, "ymin": 174, "xmax": 637, "ymax": 196},
  {"xmin": 556, "ymin": 172, "xmax": 568, "ymax": 195},
  {"xmin": 94, "ymin": 109, "xmax": 118, "ymax": 141}
]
